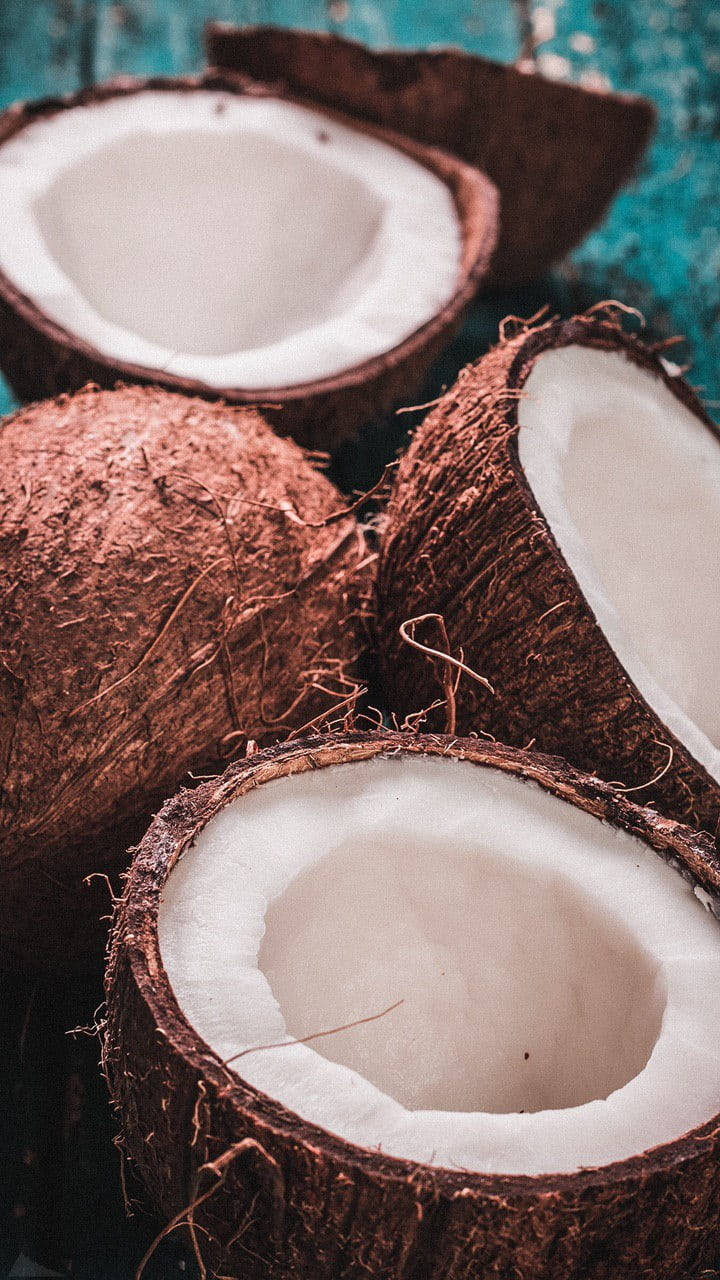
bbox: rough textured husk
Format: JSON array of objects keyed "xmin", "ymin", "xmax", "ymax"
[
  {"xmin": 0, "ymin": 385, "xmax": 371, "ymax": 965},
  {"xmin": 206, "ymin": 23, "xmax": 655, "ymax": 286},
  {"xmin": 376, "ymin": 312, "xmax": 720, "ymax": 834},
  {"xmin": 105, "ymin": 730, "xmax": 720, "ymax": 1280},
  {"xmin": 0, "ymin": 72, "xmax": 497, "ymax": 452}
]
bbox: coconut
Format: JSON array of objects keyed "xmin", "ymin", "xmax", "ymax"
[
  {"xmin": 375, "ymin": 310, "xmax": 720, "ymax": 833},
  {"xmin": 0, "ymin": 72, "xmax": 497, "ymax": 451},
  {"xmin": 0, "ymin": 384, "xmax": 371, "ymax": 965},
  {"xmin": 105, "ymin": 729, "xmax": 720, "ymax": 1279},
  {"xmin": 206, "ymin": 23, "xmax": 655, "ymax": 286}
]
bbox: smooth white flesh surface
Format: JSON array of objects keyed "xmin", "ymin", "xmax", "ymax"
[
  {"xmin": 519, "ymin": 345, "xmax": 720, "ymax": 784},
  {"xmin": 159, "ymin": 754, "xmax": 720, "ymax": 1175},
  {"xmin": 0, "ymin": 92, "xmax": 461, "ymax": 387}
]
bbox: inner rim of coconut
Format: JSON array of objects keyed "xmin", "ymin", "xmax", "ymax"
[
  {"xmin": 159, "ymin": 753, "xmax": 720, "ymax": 1176},
  {"xmin": 0, "ymin": 90, "xmax": 461, "ymax": 388},
  {"xmin": 518, "ymin": 344, "xmax": 720, "ymax": 785}
]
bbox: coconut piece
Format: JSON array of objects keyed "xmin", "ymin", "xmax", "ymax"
[
  {"xmin": 0, "ymin": 385, "xmax": 370, "ymax": 966},
  {"xmin": 376, "ymin": 311, "xmax": 720, "ymax": 833},
  {"xmin": 206, "ymin": 23, "xmax": 655, "ymax": 285},
  {"xmin": 105, "ymin": 730, "xmax": 720, "ymax": 1280},
  {"xmin": 0, "ymin": 72, "xmax": 497, "ymax": 451}
]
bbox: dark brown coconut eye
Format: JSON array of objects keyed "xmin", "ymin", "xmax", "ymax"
[
  {"xmin": 105, "ymin": 732, "xmax": 720, "ymax": 1280},
  {"xmin": 376, "ymin": 313, "xmax": 720, "ymax": 833},
  {"xmin": 0, "ymin": 74, "xmax": 498, "ymax": 449}
]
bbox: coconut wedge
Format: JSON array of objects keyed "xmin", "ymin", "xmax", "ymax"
[
  {"xmin": 0, "ymin": 385, "xmax": 370, "ymax": 964},
  {"xmin": 376, "ymin": 311, "xmax": 720, "ymax": 832},
  {"xmin": 105, "ymin": 730, "xmax": 720, "ymax": 1279},
  {"xmin": 206, "ymin": 23, "xmax": 655, "ymax": 285},
  {"xmin": 0, "ymin": 73, "xmax": 497, "ymax": 450}
]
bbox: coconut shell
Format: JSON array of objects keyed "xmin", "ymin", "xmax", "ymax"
[
  {"xmin": 0, "ymin": 72, "xmax": 497, "ymax": 452},
  {"xmin": 206, "ymin": 23, "xmax": 655, "ymax": 286},
  {"xmin": 0, "ymin": 385, "xmax": 371, "ymax": 966},
  {"xmin": 375, "ymin": 311, "xmax": 720, "ymax": 834},
  {"xmin": 104, "ymin": 729, "xmax": 720, "ymax": 1280}
]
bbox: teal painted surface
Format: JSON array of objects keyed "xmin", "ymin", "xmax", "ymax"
[
  {"xmin": 547, "ymin": 0, "xmax": 720, "ymax": 408},
  {"xmin": 1, "ymin": 0, "xmax": 717, "ymax": 428},
  {"xmin": 0, "ymin": 2, "xmax": 90, "ymax": 103}
]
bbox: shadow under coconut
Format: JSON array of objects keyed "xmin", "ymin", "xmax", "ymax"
[{"xmin": 0, "ymin": 948, "xmax": 196, "ymax": 1277}]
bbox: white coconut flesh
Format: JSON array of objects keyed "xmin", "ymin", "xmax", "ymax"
[
  {"xmin": 0, "ymin": 91, "xmax": 461, "ymax": 388},
  {"xmin": 159, "ymin": 753, "xmax": 720, "ymax": 1176},
  {"xmin": 518, "ymin": 345, "xmax": 720, "ymax": 785}
]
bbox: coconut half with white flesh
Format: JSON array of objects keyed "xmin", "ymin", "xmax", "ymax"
[
  {"xmin": 105, "ymin": 731, "xmax": 720, "ymax": 1279},
  {"xmin": 376, "ymin": 312, "xmax": 720, "ymax": 833},
  {"xmin": 206, "ymin": 23, "xmax": 655, "ymax": 286},
  {"xmin": 0, "ymin": 73, "xmax": 497, "ymax": 449}
]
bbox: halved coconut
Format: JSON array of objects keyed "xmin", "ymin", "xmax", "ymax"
[
  {"xmin": 376, "ymin": 311, "xmax": 720, "ymax": 832},
  {"xmin": 0, "ymin": 73, "xmax": 497, "ymax": 450},
  {"xmin": 206, "ymin": 23, "xmax": 655, "ymax": 285},
  {"xmin": 105, "ymin": 730, "xmax": 720, "ymax": 1279},
  {"xmin": 0, "ymin": 384, "xmax": 370, "ymax": 965}
]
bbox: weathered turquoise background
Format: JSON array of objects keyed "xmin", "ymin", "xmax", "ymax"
[{"xmin": 0, "ymin": 0, "xmax": 718, "ymax": 429}]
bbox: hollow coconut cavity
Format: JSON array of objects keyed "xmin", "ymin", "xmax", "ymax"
[
  {"xmin": 376, "ymin": 312, "xmax": 720, "ymax": 832},
  {"xmin": 0, "ymin": 384, "xmax": 370, "ymax": 965},
  {"xmin": 106, "ymin": 733, "xmax": 720, "ymax": 1280},
  {"xmin": 207, "ymin": 22, "xmax": 655, "ymax": 285},
  {"xmin": 0, "ymin": 74, "xmax": 497, "ymax": 449}
]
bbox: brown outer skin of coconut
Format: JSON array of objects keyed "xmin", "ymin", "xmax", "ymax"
[
  {"xmin": 104, "ymin": 729, "xmax": 720, "ymax": 1280},
  {"xmin": 206, "ymin": 23, "xmax": 656, "ymax": 286},
  {"xmin": 0, "ymin": 72, "xmax": 497, "ymax": 453},
  {"xmin": 375, "ymin": 312, "xmax": 720, "ymax": 835},
  {"xmin": 0, "ymin": 385, "xmax": 372, "ymax": 967}
]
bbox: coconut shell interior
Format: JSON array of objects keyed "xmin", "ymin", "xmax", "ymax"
[
  {"xmin": 206, "ymin": 23, "xmax": 655, "ymax": 285},
  {"xmin": 105, "ymin": 731, "xmax": 720, "ymax": 1280},
  {"xmin": 0, "ymin": 72, "xmax": 498, "ymax": 451}
]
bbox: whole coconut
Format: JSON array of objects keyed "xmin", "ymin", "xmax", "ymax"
[{"xmin": 0, "ymin": 385, "xmax": 370, "ymax": 965}]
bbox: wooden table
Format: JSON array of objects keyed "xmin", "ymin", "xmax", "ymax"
[{"xmin": 0, "ymin": 3, "xmax": 718, "ymax": 1275}]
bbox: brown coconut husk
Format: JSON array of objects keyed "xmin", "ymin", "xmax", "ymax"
[
  {"xmin": 104, "ymin": 730, "xmax": 720, "ymax": 1280},
  {"xmin": 206, "ymin": 24, "xmax": 655, "ymax": 285},
  {"xmin": 375, "ymin": 310, "xmax": 720, "ymax": 833},
  {"xmin": 0, "ymin": 72, "xmax": 498, "ymax": 452},
  {"xmin": 0, "ymin": 385, "xmax": 371, "ymax": 966}
]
